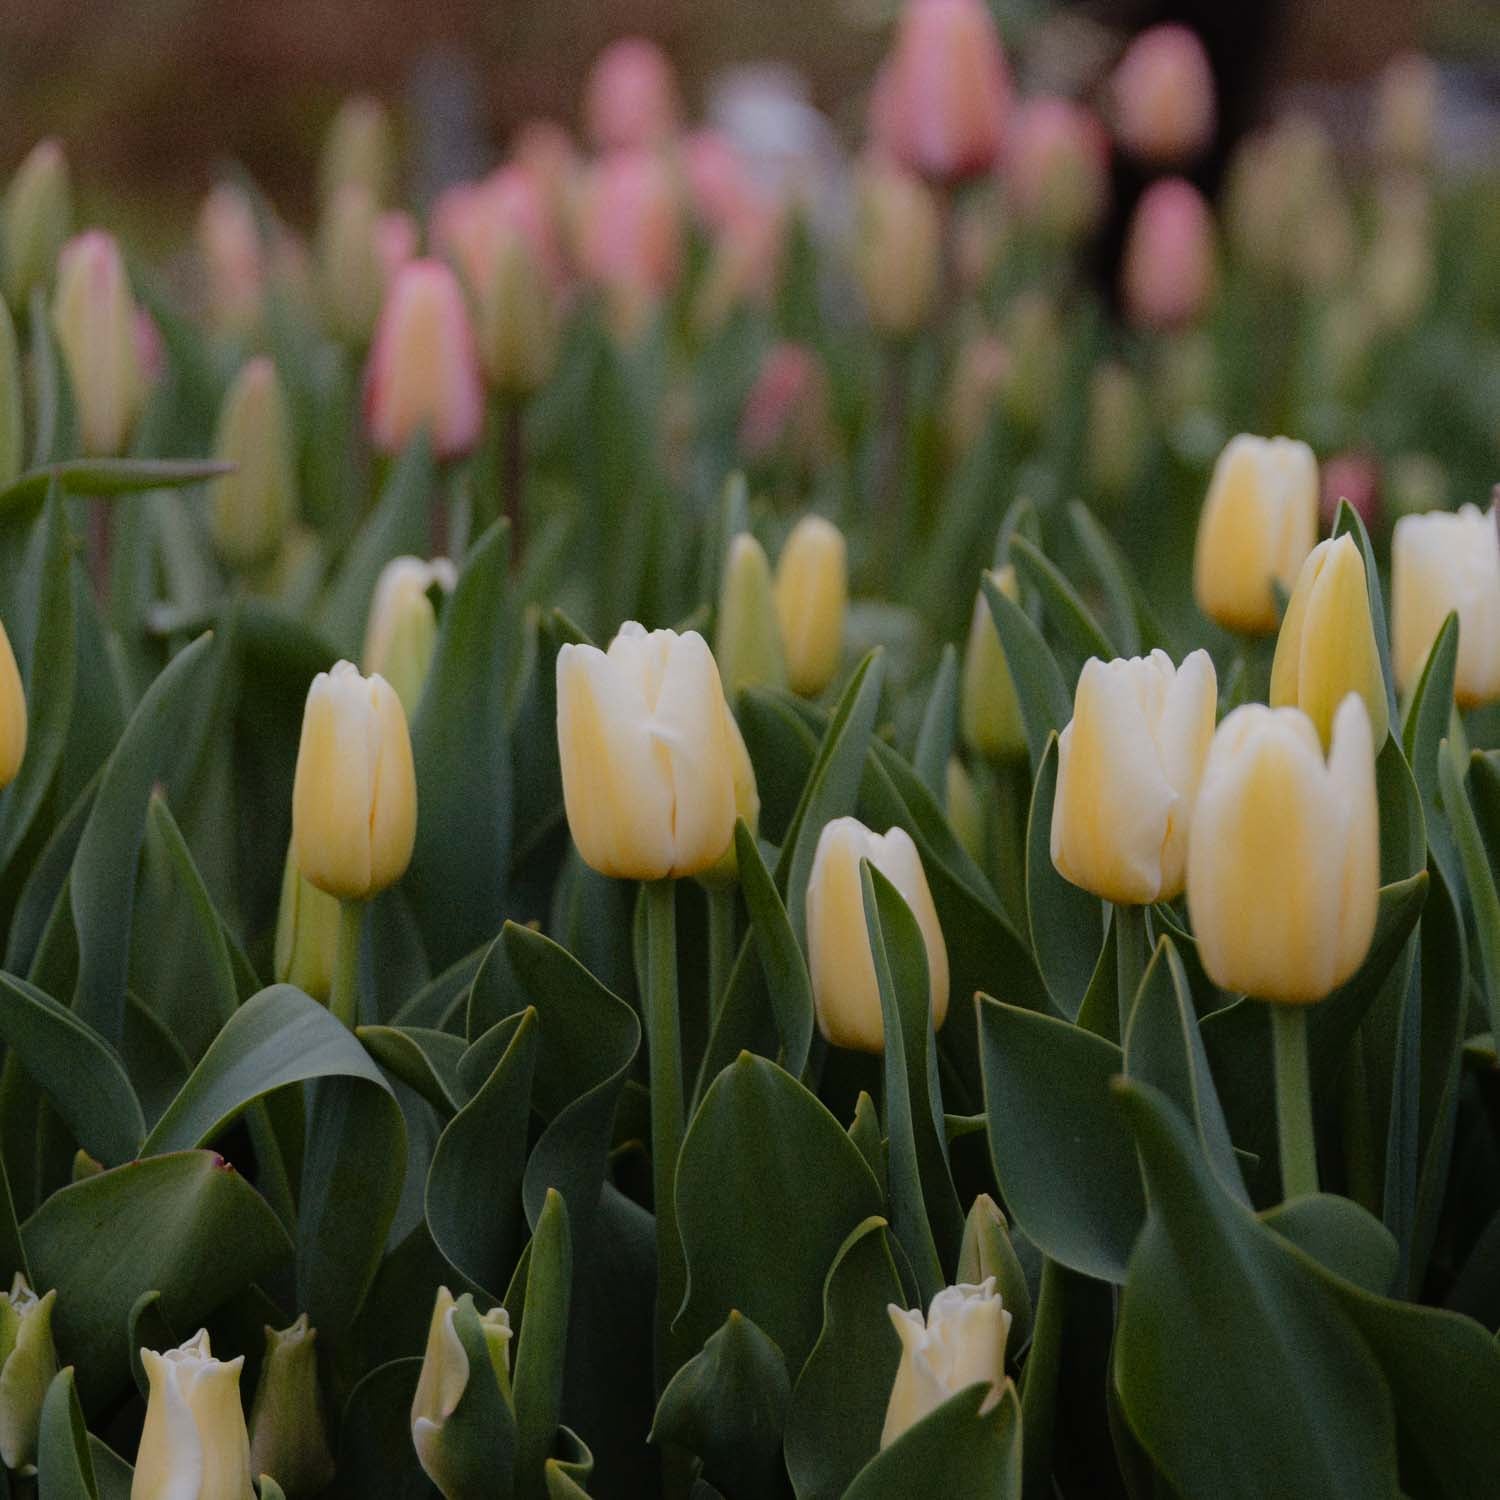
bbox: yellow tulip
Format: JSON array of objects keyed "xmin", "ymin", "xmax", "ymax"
[
  {"xmin": 362, "ymin": 555, "xmax": 457, "ymax": 717},
  {"xmin": 854, "ymin": 162, "xmax": 941, "ymax": 337},
  {"xmin": 806, "ymin": 817, "xmax": 948, "ymax": 1053},
  {"xmin": 1193, "ymin": 434, "xmax": 1318, "ymax": 634},
  {"xmin": 1270, "ymin": 534, "xmax": 1388, "ymax": 748},
  {"xmin": 2, "ymin": 139, "xmax": 70, "ymax": 310},
  {"xmin": 0, "ymin": 618, "xmax": 25, "ymax": 789},
  {"xmin": 1051, "ymin": 649, "xmax": 1217, "ymax": 905},
  {"xmin": 291, "ymin": 661, "xmax": 417, "ymax": 901},
  {"xmin": 715, "ymin": 533, "xmax": 786, "ymax": 703},
  {"xmin": 209, "ymin": 357, "xmax": 297, "ymax": 573},
  {"xmin": 945, "ymin": 756, "xmax": 983, "ymax": 863},
  {"xmin": 556, "ymin": 623, "xmax": 737, "ymax": 881},
  {"xmin": 1391, "ymin": 503, "xmax": 1500, "ymax": 708},
  {"xmin": 1186, "ymin": 695, "xmax": 1378, "ymax": 1004},
  {"xmin": 133, "ymin": 1331, "xmax": 255, "ymax": 1500},
  {"xmin": 774, "ymin": 516, "xmax": 847, "ymax": 698},
  {"xmin": 960, "ymin": 568, "xmax": 1025, "ymax": 760}
]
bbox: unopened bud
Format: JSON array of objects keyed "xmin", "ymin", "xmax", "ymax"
[
  {"xmin": 715, "ymin": 533, "xmax": 787, "ymax": 703},
  {"xmin": 274, "ymin": 845, "xmax": 342, "ymax": 1003},
  {"xmin": 0, "ymin": 1275, "xmax": 58, "ymax": 1472},
  {"xmin": 854, "ymin": 162, "xmax": 940, "ymax": 337},
  {"xmin": 321, "ymin": 97, "xmax": 394, "ymax": 208},
  {"xmin": 249, "ymin": 1315, "xmax": 335, "ymax": 1499},
  {"xmin": 210, "ymin": 357, "xmax": 297, "ymax": 572},
  {"xmin": 3, "ymin": 140, "xmax": 71, "ymax": 310},
  {"xmin": 361, "ymin": 555, "xmax": 456, "ymax": 716}
]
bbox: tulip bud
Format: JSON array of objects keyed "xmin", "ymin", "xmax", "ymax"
[
  {"xmin": 292, "ymin": 661, "xmax": 418, "ymax": 901},
  {"xmin": 774, "ymin": 516, "xmax": 848, "ymax": 698},
  {"xmin": 375, "ymin": 211, "xmax": 419, "ymax": 283},
  {"xmin": 1002, "ymin": 290, "xmax": 1064, "ymax": 434},
  {"xmin": 881, "ymin": 1279, "xmax": 1010, "ymax": 1448},
  {"xmin": 738, "ymin": 342, "xmax": 832, "ymax": 472},
  {"xmin": 806, "ymin": 817, "xmax": 949, "ymax": 1053},
  {"xmin": 576, "ymin": 150, "xmax": 683, "ymax": 340},
  {"xmin": 854, "ymin": 163, "xmax": 941, "ymax": 337},
  {"xmin": 248, "ymin": 1316, "xmax": 334, "ymax": 1498},
  {"xmin": 1193, "ymin": 434, "xmax": 1319, "ymax": 635},
  {"xmin": 585, "ymin": 38, "xmax": 681, "ymax": 152},
  {"xmin": 0, "ymin": 298, "xmax": 21, "ymax": 490},
  {"xmin": 479, "ymin": 225, "xmax": 559, "ymax": 397},
  {"xmin": 1363, "ymin": 176, "xmax": 1433, "ymax": 330},
  {"xmin": 0, "ymin": 617, "xmax": 25, "ymax": 790},
  {"xmin": 1375, "ymin": 53, "xmax": 1439, "ymax": 171},
  {"xmin": 51, "ymin": 230, "xmax": 146, "ymax": 457},
  {"xmin": 1319, "ymin": 452, "xmax": 1380, "ymax": 534},
  {"xmin": 3, "ymin": 139, "xmax": 71, "ymax": 309},
  {"xmin": 1006, "ymin": 97, "xmax": 1109, "ymax": 241},
  {"xmin": 197, "ymin": 184, "xmax": 265, "ymax": 339},
  {"xmin": 945, "ymin": 756, "xmax": 983, "ymax": 863},
  {"xmin": 1392, "ymin": 503, "xmax": 1500, "ymax": 708},
  {"xmin": 1120, "ymin": 178, "xmax": 1216, "ymax": 331},
  {"xmin": 1109, "ymin": 24, "xmax": 1217, "ymax": 167},
  {"xmin": 1052, "ymin": 649, "xmax": 1218, "ymax": 906},
  {"xmin": 364, "ymin": 259, "xmax": 484, "ymax": 461},
  {"xmin": 274, "ymin": 846, "xmax": 341, "ymax": 1003},
  {"xmin": 961, "ymin": 570, "xmax": 1026, "ymax": 761},
  {"xmin": 557, "ymin": 623, "xmax": 738, "ymax": 881},
  {"xmin": 361, "ymin": 555, "xmax": 456, "ymax": 716},
  {"xmin": 1187, "ymin": 696, "xmax": 1378, "ymax": 1003},
  {"xmin": 715, "ymin": 534, "xmax": 787, "ymax": 704},
  {"xmin": 133, "ymin": 1330, "xmax": 256, "ymax": 1500},
  {"xmin": 320, "ymin": 96, "xmax": 394, "ymax": 208},
  {"xmin": 869, "ymin": 0, "xmax": 1012, "ymax": 183},
  {"xmin": 209, "ymin": 357, "xmax": 297, "ymax": 573},
  {"xmin": 1087, "ymin": 360, "xmax": 1148, "ymax": 500},
  {"xmin": 317, "ymin": 184, "xmax": 387, "ymax": 346},
  {"xmin": 0, "ymin": 1276, "xmax": 57, "ymax": 1472}
]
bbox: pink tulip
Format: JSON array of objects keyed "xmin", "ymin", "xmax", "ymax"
[
  {"xmin": 869, "ymin": 0, "xmax": 1012, "ymax": 183},
  {"xmin": 740, "ymin": 342, "xmax": 831, "ymax": 464},
  {"xmin": 1120, "ymin": 177, "xmax": 1216, "ymax": 331},
  {"xmin": 197, "ymin": 183, "xmax": 264, "ymax": 337},
  {"xmin": 585, "ymin": 38, "xmax": 681, "ymax": 151},
  {"xmin": 576, "ymin": 150, "xmax": 683, "ymax": 329},
  {"xmin": 683, "ymin": 130, "xmax": 760, "ymax": 234},
  {"xmin": 1321, "ymin": 452, "xmax": 1381, "ymax": 533},
  {"xmin": 1110, "ymin": 25, "xmax": 1216, "ymax": 167},
  {"xmin": 430, "ymin": 166, "xmax": 560, "ymax": 297},
  {"xmin": 1006, "ymin": 97, "xmax": 1110, "ymax": 238},
  {"xmin": 363, "ymin": 258, "xmax": 484, "ymax": 460}
]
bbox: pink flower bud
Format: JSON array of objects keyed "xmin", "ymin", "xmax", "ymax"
[
  {"xmin": 363, "ymin": 258, "xmax": 484, "ymax": 460},
  {"xmin": 739, "ymin": 342, "xmax": 831, "ymax": 466},
  {"xmin": 134, "ymin": 309, "xmax": 166, "ymax": 389},
  {"xmin": 1006, "ymin": 96, "xmax": 1110, "ymax": 239},
  {"xmin": 576, "ymin": 150, "xmax": 683, "ymax": 335},
  {"xmin": 374, "ymin": 212, "xmax": 419, "ymax": 282},
  {"xmin": 1110, "ymin": 24, "xmax": 1217, "ymax": 168},
  {"xmin": 1321, "ymin": 452, "xmax": 1381, "ymax": 533},
  {"xmin": 585, "ymin": 38, "xmax": 681, "ymax": 152},
  {"xmin": 196, "ymin": 183, "xmax": 264, "ymax": 337},
  {"xmin": 1120, "ymin": 177, "xmax": 1216, "ymax": 331},
  {"xmin": 431, "ymin": 167, "xmax": 561, "ymax": 299},
  {"xmin": 870, "ymin": 0, "xmax": 1012, "ymax": 182},
  {"xmin": 683, "ymin": 131, "xmax": 760, "ymax": 234}
]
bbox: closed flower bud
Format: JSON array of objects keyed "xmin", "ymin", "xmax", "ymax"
[
  {"xmin": 292, "ymin": 661, "xmax": 418, "ymax": 901},
  {"xmin": 0, "ymin": 1275, "xmax": 57, "ymax": 1472},
  {"xmin": 3, "ymin": 139, "xmax": 71, "ymax": 309},
  {"xmin": 210, "ymin": 357, "xmax": 297, "ymax": 572},
  {"xmin": 870, "ymin": 0, "xmax": 1012, "ymax": 183},
  {"xmin": 881, "ymin": 1279, "xmax": 1010, "ymax": 1448},
  {"xmin": 1052, "ymin": 649, "xmax": 1217, "ymax": 905},
  {"xmin": 576, "ymin": 150, "xmax": 683, "ymax": 339},
  {"xmin": 774, "ymin": 515, "xmax": 848, "ymax": 698},
  {"xmin": 1187, "ymin": 696, "xmax": 1378, "ymax": 1004},
  {"xmin": 197, "ymin": 184, "xmax": 265, "ymax": 339},
  {"xmin": 316, "ymin": 184, "xmax": 387, "ymax": 346},
  {"xmin": 478, "ymin": 224, "xmax": 559, "ymax": 397},
  {"xmin": 1002, "ymin": 290, "xmax": 1064, "ymax": 433},
  {"xmin": 715, "ymin": 533, "xmax": 787, "ymax": 704},
  {"xmin": 1087, "ymin": 360, "xmax": 1148, "ymax": 499},
  {"xmin": 961, "ymin": 570, "xmax": 1025, "ymax": 760},
  {"xmin": 0, "ymin": 617, "xmax": 25, "ymax": 789},
  {"xmin": 1109, "ymin": 25, "xmax": 1217, "ymax": 167},
  {"xmin": 1271, "ymin": 535, "xmax": 1388, "ymax": 749},
  {"xmin": 320, "ymin": 96, "xmax": 394, "ymax": 208},
  {"xmin": 557, "ymin": 623, "xmax": 738, "ymax": 881},
  {"xmin": 364, "ymin": 259, "xmax": 484, "ymax": 461},
  {"xmin": 1193, "ymin": 434, "xmax": 1319, "ymax": 635},
  {"xmin": 248, "ymin": 1316, "xmax": 334, "ymax": 1499},
  {"xmin": 133, "ymin": 1330, "xmax": 255, "ymax": 1500},
  {"xmin": 361, "ymin": 555, "xmax": 456, "ymax": 716},
  {"xmin": 1363, "ymin": 177, "xmax": 1433, "ymax": 331},
  {"xmin": 585, "ymin": 38, "xmax": 680, "ymax": 152},
  {"xmin": 273, "ymin": 846, "xmax": 341, "ymax": 1003},
  {"xmin": 0, "ymin": 299, "xmax": 21, "ymax": 490},
  {"xmin": 1319, "ymin": 452, "xmax": 1380, "ymax": 535},
  {"xmin": 945, "ymin": 757, "xmax": 983, "ymax": 863},
  {"xmin": 1006, "ymin": 97, "xmax": 1110, "ymax": 240},
  {"xmin": 1392, "ymin": 503, "xmax": 1500, "ymax": 707},
  {"xmin": 806, "ymin": 817, "xmax": 948, "ymax": 1053},
  {"xmin": 1120, "ymin": 178, "xmax": 1216, "ymax": 331},
  {"xmin": 945, "ymin": 336, "xmax": 1010, "ymax": 455},
  {"xmin": 854, "ymin": 163, "xmax": 941, "ymax": 337},
  {"xmin": 51, "ymin": 230, "xmax": 145, "ymax": 457}
]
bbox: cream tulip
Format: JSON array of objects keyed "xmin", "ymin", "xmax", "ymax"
[
  {"xmin": 0, "ymin": 617, "xmax": 25, "ymax": 790},
  {"xmin": 209, "ymin": 357, "xmax": 297, "ymax": 572},
  {"xmin": 1391, "ymin": 503, "xmax": 1500, "ymax": 708},
  {"xmin": 361, "ymin": 555, "xmax": 457, "ymax": 716},
  {"xmin": 1187, "ymin": 696, "xmax": 1379, "ymax": 1004},
  {"xmin": 714, "ymin": 533, "xmax": 786, "ymax": 703},
  {"xmin": 1193, "ymin": 434, "xmax": 1319, "ymax": 634},
  {"xmin": 556, "ymin": 623, "xmax": 738, "ymax": 881},
  {"xmin": 806, "ymin": 817, "xmax": 948, "ymax": 1053},
  {"xmin": 291, "ymin": 661, "xmax": 417, "ymax": 901},
  {"xmin": 0, "ymin": 1275, "xmax": 57, "ymax": 1472},
  {"xmin": 774, "ymin": 516, "xmax": 847, "ymax": 698},
  {"xmin": 132, "ymin": 1330, "xmax": 255, "ymax": 1500},
  {"xmin": 1050, "ymin": 649, "xmax": 1217, "ymax": 906},
  {"xmin": 881, "ymin": 1278, "xmax": 1011, "ymax": 1448}
]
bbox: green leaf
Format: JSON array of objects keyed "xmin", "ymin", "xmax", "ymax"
[
  {"xmin": 1401, "ymin": 611, "xmax": 1459, "ymax": 885},
  {"xmin": 513, "ymin": 1188, "xmax": 572, "ymax": 1500},
  {"xmin": 1440, "ymin": 749, "xmax": 1500, "ymax": 1039},
  {"xmin": 335, "ymin": 1359, "xmax": 434, "ymax": 1500},
  {"xmin": 734, "ymin": 820, "xmax": 814, "ymax": 1078},
  {"xmin": 982, "ymin": 573, "xmax": 1070, "ymax": 774},
  {"xmin": 1330, "ymin": 498, "xmax": 1398, "ymax": 730},
  {"xmin": 1008, "ymin": 533, "xmax": 1116, "ymax": 663},
  {"xmin": 28, "ymin": 286, "xmax": 73, "ymax": 468},
  {"xmin": 37, "ymin": 1366, "xmax": 99, "ymax": 1500},
  {"xmin": 1260, "ymin": 1196, "xmax": 1397, "ymax": 1296},
  {"xmin": 911, "ymin": 644, "xmax": 959, "ymax": 800},
  {"xmin": 1066, "ymin": 501, "xmax": 1143, "ymax": 657},
  {"xmin": 357, "ymin": 1026, "xmax": 468, "ymax": 1114},
  {"xmin": 0, "ymin": 459, "xmax": 232, "ymax": 518}
]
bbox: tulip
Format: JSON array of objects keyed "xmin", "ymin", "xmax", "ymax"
[
  {"xmin": 1224, "ymin": 115, "xmax": 1343, "ymax": 287},
  {"xmin": 374, "ymin": 211, "xmax": 419, "ymax": 282},
  {"xmin": 364, "ymin": 259, "xmax": 484, "ymax": 461},
  {"xmin": 1006, "ymin": 97, "xmax": 1110, "ymax": 240},
  {"xmin": 1392, "ymin": 503, "xmax": 1500, "ymax": 707},
  {"xmin": 3, "ymin": 139, "xmax": 71, "ymax": 309},
  {"xmin": 556, "ymin": 623, "xmax": 738, "ymax": 881},
  {"xmin": 320, "ymin": 96, "xmax": 394, "ymax": 207},
  {"xmin": 854, "ymin": 162, "xmax": 941, "ymax": 337},
  {"xmin": 209, "ymin": 357, "xmax": 297, "ymax": 573},
  {"xmin": 1319, "ymin": 451, "xmax": 1380, "ymax": 534},
  {"xmin": 1087, "ymin": 360, "xmax": 1148, "ymax": 500},
  {"xmin": 430, "ymin": 168, "xmax": 560, "ymax": 301},
  {"xmin": 361, "ymin": 555, "xmax": 457, "ymax": 716},
  {"xmin": 946, "ymin": 757, "xmax": 984, "ymax": 863},
  {"xmin": 806, "ymin": 817, "xmax": 948, "ymax": 1053},
  {"xmin": 196, "ymin": 184, "xmax": 265, "ymax": 338},
  {"xmin": 870, "ymin": 0, "xmax": 1012, "ymax": 183},
  {"xmin": 1271, "ymin": 535, "xmax": 1388, "ymax": 750},
  {"xmin": 1193, "ymin": 434, "xmax": 1319, "ymax": 635},
  {"xmin": 248, "ymin": 1316, "xmax": 335, "ymax": 1498},
  {"xmin": 1120, "ymin": 177, "xmax": 1216, "ymax": 331},
  {"xmin": 715, "ymin": 533, "xmax": 787, "ymax": 703},
  {"xmin": 316, "ymin": 184, "xmax": 389, "ymax": 345},
  {"xmin": 273, "ymin": 847, "xmax": 341, "ymax": 1003},
  {"xmin": 0, "ymin": 617, "xmax": 26, "ymax": 790},
  {"xmin": 738, "ymin": 343, "xmax": 832, "ymax": 471},
  {"xmin": 51, "ymin": 230, "xmax": 146, "ymax": 457},
  {"xmin": 1001, "ymin": 291, "xmax": 1065, "ymax": 434},
  {"xmin": 133, "ymin": 1330, "xmax": 255, "ymax": 1500},
  {"xmin": 1375, "ymin": 53, "xmax": 1439, "ymax": 170},
  {"xmin": 1051, "ymin": 649, "xmax": 1218, "ymax": 906},
  {"xmin": 575, "ymin": 150, "xmax": 683, "ymax": 338},
  {"xmin": 682, "ymin": 131, "xmax": 759, "ymax": 235},
  {"xmin": 1109, "ymin": 24, "xmax": 1217, "ymax": 167},
  {"xmin": 700, "ymin": 709, "xmax": 763, "ymax": 888},
  {"xmin": 0, "ymin": 1275, "xmax": 57, "ymax": 1472},
  {"xmin": 961, "ymin": 569, "xmax": 1025, "ymax": 761},
  {"xmin": 0, "ymin": 299, "xmax": 21, "ymax": 490},
  {"xmin": 774, "ymin": 516, "xmax": 848, "ymax": 698},
  {"xmin": 584, "ymin": 37, "xmax": 681, "ymax": 152},
  {"xmin": 477, "ymin": 222, "xmax": 559, "ymax": 398},
  {"xmin": 881, "ymin": 1279, "xmax": 1011, "ymax": 1448},
  {"xmin": 1363, "ymin": 177, "xmax": 1433, "ymax": 331}
]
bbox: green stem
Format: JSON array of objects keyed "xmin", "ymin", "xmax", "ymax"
[
  {"xmin": 1272, "ymin": 1003, "xmax": 1318, "ymax": 1199},
  {"xmin": 643, "ymin": 879, "xmax": 686, "ymax": 1392},
  {"xmin": 329, "ymin": 900, "xmax": 365, "ymax": 1031},
  {"xmin": 706, "ymin": 884, "xmax": 737, "ymax": 1025},
  {"xmin": 1113, "ymin": 902, "xmax": 1149, "ymax": 1042}
]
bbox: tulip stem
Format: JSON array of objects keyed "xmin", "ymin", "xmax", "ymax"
[
  {"xmin": 1114, "ymin": 902, "xmax": 1149, "ymax": 1041},
  {"xmin": 501, "ymin": 396, "xmax": 525, "ymax": 566},
  {"xmin": 643, "ymin": 878, "xmax": 687, "ymax": 1391},
  {"xmin": 329, "ymin": 900, "xmax": 365, "ymax": 1030},
  {"xmin": 1272, "ymin": 1003, "xmax": 1318, "ymax": 1199}
]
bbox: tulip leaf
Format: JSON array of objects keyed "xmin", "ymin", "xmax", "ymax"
[
  {"xmin": 911, "ymin": 643, "xmax": 960, "ymax": 800},
  {"xmin": 982, "ymin": 572, "xmax": 1070, "ymax": 775},
  {"xmin": 1019, "ymin": 1257, "xmax": 1065, "ymax": 1496},
  {"xmin": 544, "ymin": 1426, "xmax": 595, "ymax": 1499},
  {"xmin": 1331, "ymin": 499, "xmax": 1398, "ymax": 732},
  {"xmin": 738, "ymin": 686, "xmax": 820, "ymax": 846},
  {"xmin": 27, "ymin": 286, "xmax": 74, "ymax": 468},
  {"xmin": 977, "ymin": 997, "xmax": 1144, "ymax": 1282},
  {"xmin": 956, "ymin": 1195, "xmax": 1033, "ymax": 1355},
  {"xmin": 23, "ymin": 1150, "xmax": 292, "ymax": 1411},
  {"xmin": 336, "ymin": 1358, "xmax": 435, "ymax": 1500},
  {"xmin": 675, "ymin": 1052, "xmax": 883, "ymax": 1372},
  {"xmin": 357, "ymin": 1025, "xmax": 469, "ymax": 1114},
  {"xmin": 1074, "ymin": 913, "xmax": 1120, "ymax": 1043},
  {"xmin": 390, "ymin": 941, "xmax": 489, "ymax": 1029},
  {"xmin": 1440, "ymin": 749, "xmax": 1500, "ymax": 1040},
  {"xmin": 1376, "ymin": 732, "xmax": 1427, "ymax": 885},
  {"xmin": 258, "ymin": 1479, "xmax": 286, "ymax": 1500},
  {"xmin": 1008, "ymin": 532, "xmax": 1117, "ymax": 664},
  {"xmin": 1066, "ymin": 500, "xmax": 1145, "ymax": 657},
  {"xmin": 0, "ymin": 458, "xmax": 232, "ymax": 518},
  {"xmin": 1401, "ymin": 611, "xmax": 1459, "ymax": 884},
  {"xmin": 513, "ymin": 1188, "xmax": 572, "ymax": 1500},
  {"xmin": 88, "ymin": 1440, "xmax": 132, "ymax": 1500},
  {"xmin": 1260, "ymin": 1195, "xmax": 1398, "ymax": 1297},
  {"xmin": 37, "ymin": 1365, "xmax": 99, "ymax": 1500}
]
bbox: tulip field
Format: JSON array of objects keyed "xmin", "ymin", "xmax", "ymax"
[{"xmin": 2, "ymin": 2, "xmax": 1500, "ymax": 1496}]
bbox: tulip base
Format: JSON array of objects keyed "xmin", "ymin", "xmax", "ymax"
[
  {"xmin": 1271, "ymin": 1003, "xmax": 1318, "ymax": 1199},
  {"xmin": 329, "ymin": 900, "xmax": 365, "ymax": 1030}
]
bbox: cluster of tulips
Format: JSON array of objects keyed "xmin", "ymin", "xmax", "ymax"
[{"xmin": 0, "ymin": 0, "xmax": 1496, "ymax": 1496}]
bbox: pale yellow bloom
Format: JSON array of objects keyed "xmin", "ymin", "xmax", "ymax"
[
  {"xmin": 715, "ymin": 533, "xmax": 786, "ymax": 703},
  {"xmin": 854, "ymin": 163, "xmax": 941, "ymax": 337},
  {"xmin": 774, "ymin": 516, "xmax": 847, "ymax": 698},
  {"xmin": 960, "ymin": 568, "xmax": 1024, "ymax": 759},
  {"xmin": 0, "ymin": 618, "xmax": 25, "ymax": 790},
  {"xmin": 361, "ymin": 555, "xmax": 457, "ymax": 717},
  {"xmin": 209, "ymin": 357, "xmax": 297, "ymax": 572}
]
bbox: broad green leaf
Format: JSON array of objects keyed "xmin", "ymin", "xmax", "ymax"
[
  {"xmin": 1008, "ymin": 533, "xmax": 1116, "ymax": 663},
  {"xmin": 1260, "ymin": 1196, "xmax": 1397, "ymax": 1296},
  {"xmin": 513, "ymin": 1188, "xmax": 572, "ymax": 1500},
  {"xmin": 1440, "ymin": 749, "xmax": 1500, "ymax": 1039},
  {"xmin": 982, "ymin": 574, "xmax": 1070, "ymax": 774},
  {"xmin": 0, "ymin": 459, "xmax": 231, "ymax": 518},
  {"xmin": 356, "ymin": 1026, "xmax": 468, "ymax": 1114},
  {"xmin": 336, "ymin": 1359, "xmax": 434, "ymax": 1499},
  {"xmin": 37, "ymin": 1366, "xmax": 99, "ymax": 1500},
  {"xmin": 1401, "ymin": 612, "xmax": 1458, "ymax": 886},
  {"xmin": 1330, "ymin": 499, "xmax": 1398, "ymax": 730},
  {"xmin": 1066, "ymin": 500, "xmax": 1144, "ymax": 657},
  {"xmin": 734, "ymin": 820, "xmax": 814, "ymax": 1078},
  {"xmin": 738, "ymin": 687, "xmax": 820, "ymax": 846},
  {"xmin": 911, "ymin": 644, "xmax": 959, "ymax": 800}
]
